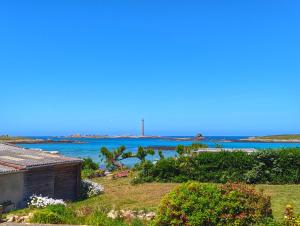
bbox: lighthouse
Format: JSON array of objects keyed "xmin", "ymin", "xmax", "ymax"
[{"xmin": 141, "ymin": 118, "xmax": 144, "ymax": 136}]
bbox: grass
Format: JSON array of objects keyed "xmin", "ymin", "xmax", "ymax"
[
  {"xmin": 70, "ymin": 177, "xmax": 300, "ymax": 221},
  {"xmin": 6, "ymin": 177, "xmax": 300, "ymax": 223},
  {"xmin": 0, "ymin": 135, "xmax": 27, "ymax": 140},
  {"xmin": 0, "ymin": 135, "xmax": 34, "ymax": 142},
  {"xmin": 257, "ymin": 184, "xmax": 300, "ymax": 221},
  {"xmin": 254, "ymin": 134, "xmax": 300, "ymax": 140},
  {"xmin": 71, "ymin": 177, "xmax": 176, "ymax": 212}
]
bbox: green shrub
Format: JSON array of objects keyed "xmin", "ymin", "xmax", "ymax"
[
  {"xmin": 155, "ymin": 182, "xmax": 272, "ymax": 226},
  {"xmin": 83, "ymin": 211, "xmax": 146, "ymax": 226},
  {"xmin": 245, "ymin": 149, "xmax": 300, "ymax": 184},
  {"xmin": 82, "ymin": 157, "xmax": 99, "ymax": 171},
  {"xmin": 132, "ymin": 159, "xmax": 188, "ymax": 184},
  {"xmin": 30, "ymin": 205, "xmax": 145, "ymax": 226},
  {"xmin": 134, "ymin": 151, "xmax": 254, "ymax": 183},
  {"xmin": 82, "ymin": 158, "xmax": 105, "ymax": 179},
  {"xmin": 134, "ymin": 148, "xmax": 300, "ymax": 184},
  {"xmin": 186, "ymin": 151, "xmax": 254, "ymax": 183},
  {"xmin": 30, "ymin": 205, "xmax": 76, "ymax": 224},
  {"xmin": 283, "ymin": 204, "xmax": 300, "ymax": 226},
  {"xmin": 82, "ymin": 168, "xmax": 105, "ymax": 179},
  {"xmin": 84, "ymin": 211, "xmax": 127, "ymax": 226},
  {"xmin": 31, "ymin": 210, "xmax": 63, "ymax": 224}
]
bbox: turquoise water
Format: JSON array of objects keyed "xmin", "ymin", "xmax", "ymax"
[{"xmin": 19, "ymin": 136, "xmax": 300, "ymax": 167}]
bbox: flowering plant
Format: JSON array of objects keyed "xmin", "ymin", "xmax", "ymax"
[
  {"xmin": 28, "ymin": 195, "xmax": 66, "ymax": 208},
  {"xmin": 80, "ymin": 179, "xmax": 104, "ymax": 198},
  {"xmin": 284, "ymin": 204, "xmax": 300, "ymax": 225}
]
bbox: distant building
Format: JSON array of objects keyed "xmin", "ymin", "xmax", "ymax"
[
  {"xmin": 141, "ymin": 119, "xmax": 144, "ymax": 136},
  {"xmin": 0, "ymin": 143, "xmax": 82, "ymax": 210}
]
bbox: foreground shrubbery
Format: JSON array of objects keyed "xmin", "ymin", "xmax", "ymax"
[
  {"xmin": 155, "ymin": 182, "xmax": 272, "ymax": 226},
  {"xmin": 133, "ymin": 148, "xmax": 300, "ymax": 184},
  {"xmin": 82, "ymin": 157, "xmax": 105, "ymax": 179},
  {"xmin": 30, "ymin": 205, "xmax": 75, "ymax": 224},
  {"xmin": 284, "ymin": 204, "xmax": 300, "ymax": 226},
  {"xmin": 30, "ymin": 205, "xmax": 145, "ymax": 225}
]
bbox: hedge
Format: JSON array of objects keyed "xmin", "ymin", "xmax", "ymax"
[{"xmin": 133, "ymin": 148, "xmax": 300, "ymax": 184}]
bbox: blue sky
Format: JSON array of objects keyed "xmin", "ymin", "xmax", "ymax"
[{"xmin": 0, "ymin": 0, "xmax": 299, "ymax": 136}]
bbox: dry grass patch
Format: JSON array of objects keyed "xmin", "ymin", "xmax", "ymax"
[
  {"xmin": 70, "ymin": 177, "xmax": 177, "ymax": 212},
  {"xmin": 95, "ymin": 177, "xmax": 177, "ymax": 210}
]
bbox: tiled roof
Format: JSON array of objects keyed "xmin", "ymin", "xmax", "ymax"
[
  {"xmin": 0, "ymin": 143, "xmax": 82, "ymax": 173},
  {"xmin": 0, "ymin": 164, "xmax": 18, "ymax": 174}
]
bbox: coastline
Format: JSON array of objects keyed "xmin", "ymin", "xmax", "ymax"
[
  {"xmin": 238, "ymin": 138, "xmax": 300, "ymax": 143},
  {"xmin": 61, "ymin": 135, "xmax": 205, "ymax": 141},
  {"xmin": 2, "ymin": 139, "xmax": 85, "ymax": 144},
  {"xmin": 3, "ymin": 136, "xmax": 300, "ymax": 145}
]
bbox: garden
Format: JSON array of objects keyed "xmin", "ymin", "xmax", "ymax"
[{"xmin": 2, "ymin": 144, "xmax": 300, "ymax": 225}]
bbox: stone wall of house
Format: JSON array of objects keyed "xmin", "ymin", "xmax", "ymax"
[
  {"xmin": 0, "ymin": 172, "xmax": 24, "ymax": 209},
  {"xmin": 0, "ymin": 163, "xmax": 81, "ymax": 210}
]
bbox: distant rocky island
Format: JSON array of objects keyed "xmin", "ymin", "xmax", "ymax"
[
  {"xmin": 0, "ymin": 135, "xmax": 84, "ymax": 144},
  {"xmin": 239, "ymin": 134, "xmax": 300, "ymax": 143},
  {"xmin": 65, "ymin": 134, "xmax": 163, "ymax": 139},
  {"xmin": 0, "ymin": 134, "xmax": 204, "ymax": 144},
  {"xmin": 3, "ymin": 134, "xmax": 299, "ymax": 144},
  {"xmin": 65, "ymin": 133, "xmax": 205, "ymax": 141}
]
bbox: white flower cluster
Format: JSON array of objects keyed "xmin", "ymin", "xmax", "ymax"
[
  {"xmin": 28, "ymin": 195, "xmax": 66, "ymax": 208},
  {"xmin": 81, "ymin": 179, "xmax": 104, "ymax": 197}
]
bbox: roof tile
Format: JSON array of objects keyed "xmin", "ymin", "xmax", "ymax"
[{"xmin": 0, "ymin": 143, "xmax": 82, "ymax": 173}]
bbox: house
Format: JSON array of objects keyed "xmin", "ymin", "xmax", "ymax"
[{"xmin": 0, "ymin": 143, "xmax": 82, "ymax": 210}]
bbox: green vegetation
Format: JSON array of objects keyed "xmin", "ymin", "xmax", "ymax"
[
  {"xmin": 0, "ymin": 135, "xmax": 41, "ymax": 144},
  {"xmin": 0, "ymin": 135, "xmax": 28, "ymax": 141},
  {"xmin": 8, "ymin": 145, "xmax": 300, "ymax": 225},
  {"xmin": 176, "ymin": 143, "xmax": 208, "ymax": 155},
  {"xmin": 7, "ymin": 177, "xmax": 300, "ymax": 224},
  {"xmin": 82, "ymin": 157, "xmax": 99, "ymax": 171},
  {"xmin": 72, "ymin": 177, "xmax": 176, "ymax": 212},
  {"xmin": 155, "ymin": 182, "xmax": 272, "ymax": 225},
  {"xmin": 34, "ymin": 178, "xmax": 300, "ymax": 224},
  {"xmin": 30, "ymin": 205, "xmax": 75, "ymax": 224},
  {"xmin": 73, "ymin": 178, "xmax": 300, "ymax": 222},
  {"xmin": 81, "ymin": 157, "xmax": 105, "ymax": 179},
  {"xmin": 100, "ymin": 146, "xmax": 155, "ymax": 170},
  {"xmin": 258, "ymin": 184, "xmax": 300, "ymax": 221},
  {"xmin": 283, "ymin": 204, "xmax": 300, "ymax": 225},
  {"xmin": 254, "ymin": 134, "xmax": 300, "ymax": 140},
  {"xmin": 30, "ymin": 204, "xmax": 144, "ymax": 225},
  {"xmin": 133, "ymin": 148, "xmax": 300, "ymax": 184}
]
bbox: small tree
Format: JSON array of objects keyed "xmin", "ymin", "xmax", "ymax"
[
  {"xmin": 176, "ymin": 145, "xmax": 185, "ymax": 155},
  {"xmin": 158, "ymin": 150, "xmax": 165, "ymax": 159},
  {"xmin": 136, "ymin": 146, "xmax": 155, "ymax": 162},
  {"xmin": 100, "ymin": 145, "xmax": 128, "ymax": 170},
  {"xmin": 100, "ymin": 145, "xmax": 155, "ymax": 170}
]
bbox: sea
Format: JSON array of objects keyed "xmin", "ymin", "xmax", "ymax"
[{"xmin": 19, "ymin": 136, "xmax": 300, "ymax": 167}]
